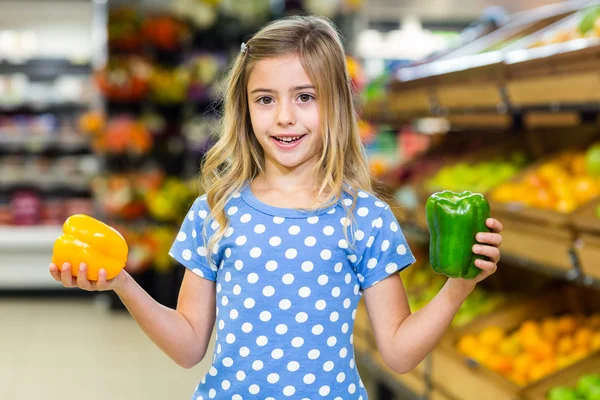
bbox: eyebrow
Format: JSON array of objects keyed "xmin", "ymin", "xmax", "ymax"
[{"xmin": 250, "ymin": 85, "xmax": 315, "ymax": 94}]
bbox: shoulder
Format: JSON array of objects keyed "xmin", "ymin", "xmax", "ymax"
[{"xmin": 343, "ymin": 188, "xmax": 392, "ymax": 215}]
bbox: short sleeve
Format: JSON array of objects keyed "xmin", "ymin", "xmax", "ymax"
[
  {"xmin": 168, "ymin": 196, "xmax": 218, "ymax": 282},
  {"xmin": 356, "ymin": 205, "xmax": 416, "ymax": 290}
]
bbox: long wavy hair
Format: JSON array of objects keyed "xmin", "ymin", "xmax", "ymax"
[{"xmin": 201, "ymin": 15, "xmax": 372, "ymax": 267}]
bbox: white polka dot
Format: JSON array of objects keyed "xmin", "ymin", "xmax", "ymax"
[
  {"xmin": 320, "ymin": 385, "xmax": 331, "ymax": 395},
  {"xmin": 176, "ymin": 232, "xmax": 186, "ymax": 242},
  {"xmin": 269, "ymin": 236, "xmax": 281, "ymax": 246},
  {"xmin": 249, "ymin": 383, "xmax": 260, "ymax": 394},
  {"xmin": 222, "ymin": 296, "xmax": 229, "ymax": 306},
  {"xmin": 209, "ymin": 366, "xmax": 218, "ymax": 376},
  {"xmin": 340, "ymin": 347, "xmax": 348, "ymax": 358},
  {"xmin": 287, "ymin": 361, "xmax": 300, "ymax": 371},
  {"xmin": 260, "ymin": 311, "xmax": 272, "ymax": 321},
  {"xmin": 375, "ymin": 200, "xmax": 385, "ymax": 207},
  {"xmin": 358, "ymin": 191, "xmax": 369, "ymax": 198},
  {"xmin": 197, "ymin": 246, "xmax": 207, "ymax": 257},
  {"xmin": 236, "ymin": 371, "xmax": 246, "ymax": 381},
  {"xmin": 312, "ymin": 325, "xmax": 324, "ymax": 335},
  {"xmin": 321, "ymin": 249, "xmax": 332, "ymax": 260},
  {"xmin": 283, "ymin": 386, "xmax": 296, "ymax": 396},
  {"xmin": 239, "ymin": 346, "xmax": 249, "ymax": 357},
  {"xmin": 386, "ymin": 263, "xmax": 398, "ymax": 274},
  {"xmin": 308, "ymin": 349, "xmax": 320, "ymax": 359},
  {"xmin": 224, "ymin": 227, "xmax": 234, "ymax": 237},
  {"xmin": 230, "ymin": 309, "xmax": 238, "ymax": 319},
  {"xmin": 233, "ymin": 395, "xmax": 242, "ymax": 400},
  {"xmin": 340, "ymin": 217, "xmax": 351, "ymax": 227},
  {"xmin": 223, "ymin": 357, "xmax": 234, "ymax": 367},
  {"xmin": 221, "ymin": 380, "xmax": 230, "ymax": 390},
  {"xmin": 330, "ymin": 312, "xmax": 339, "ymax": 322},
  {"xmin": 342, "ymin": 323, "xmax": 349, "ymax": 333},
  {"xmin": 265, "ymin": 260, "xmax": 278, "ymax": 271},
  {"xmin": 235, "ymin": 236, "xmax": 247, "ymax": 246},
  {"xmin": 263, "ymin": 286, "xmax": 275, "ymax": 297},
  {"xmin": 350, "ymin": 358, "xmax": 355, "ymax": 368},
  {"xmin": 226, "ymin": 333, "xmax": 236, "ymax": 344},
  {"xmin": 357, "ymin": 207, "xmax": 369, "ymax": 217},
  {"xmin": 211, "ymin": 220, "xmax": 220, "ymax": 230},
  {"xmin": 301, "ymin": 261, "xmax": 314, "ymax": 272},
  {"xmin": 323, "ymin": 226, "xmax": 334, "ymax": 236},
  {"xmin": 242, "ymin": 323, "xmax": 253, "ymax": 333},
  {"xmin": 390, "ymin": 222, "xmax": 398, "ymax": 232},
  {"xmin": 323, "ymin": 361, "xmax": 334, "ymax": 372},
  {"xmin": 244, "ymin": 298, "xmax": 255, "ymax": 308},
  {"xmin": 289, "ymin": 225, "xmax": 301, "ymax": 235},
  {"xmin": 381, "ymin": 240, "xmax": 390, "ymax": 251},
  {"xmin": 354, "ymin": 285, "xmax": 360, "ymax": 295},
  {"xmin": 252, "ymin": 360, "xmax": 264, "ymax": 370},
  {"xmin": 345, "ymin": 273, "xmax": 352, "ymax": 284},
  {"xmin": 198, "ymin": 210, "xmax": 207, "ymax": 219},
  {"xmin": 232, "ymin": 192, "xmax": 241, "ymax": 198},
  {"xmin": 247, "ymin": 273, "xmax": 259, "ymax": 284},
  {"xmin": 337, "ymin": 372, "xmax": 346, "ymax": 382},
  {"xmin": 240, "ymin": 213, "xmax": 252, "ymax": 223},
  {"xmin": 318, "ymin": 275, "xmax": 329, "ymax": 285},
  {"xmin": 257, "ymin": 336, "xmax": 268, "ymax": 346},
  {"xmin": 299, "ymin": 287, "xmax": 311, "ymax": 297},
  {"xmin": 225, "ymin": 248, "xmax": 232, "ymax": 258},
  {"xmin": 182, "ymin": 249, "xmax": 192, "ymax": 261},
  {"xmin": 367, "ymin": 258, "xmax": 377, "ymax": 269},
  {"xmin": 315, "ymin": 300, "xmax": 326, "ymax": 310},
  {"xmin": 372, "ymin": 217, "xmax": 383, "ymax": 228},
  {"xmin": 296, "ymin": 312, "xmax": 308, "ymax": 323},
  {"xmin": 304, "ymin": 236, "xmax": 317, "ymax": 247},
  {"xmin": 233, "ymin": 285, "xmax": 241, "ymax": 295},
  {"xmin": 355, "ymin": 230, "xmax": 365, "ymax": 240},
  {"xmin": 349, "ymin": 383, "xmax": 356, "ymax": 394},
  {"xmin": 328, "ymin": 208, "xmax": 336, "ymax": 214},
  {"xmin": 279, "ymin": 300, "xmax": 291, "ymax": 310},
  {"xmin": 332, "ymin": 287, "xmax": 341, "ymax": 297},
  {"xmin": 227, "ymin": 206, "xmax": 238, "ymax": 216},
  {"xmin": 191, "ymin": 268, "xmax": 204, "ymax": 278},
  {"xmin": 304, "ymin": 373, "xmax": 316, "ymax": 384},
  {"xmin": 276, "ymin": 324, "xmax": 288, "ymax": 335},
  {"xmin": 338, "ymin": 239, "xmax": 348, "ymax": 249},
  {"xmin": 250, "ymin": 247, "xmax": 262, "ymax": 258},
  {"xmin": 282, "ymin": 274, "xmax": 295, "ymax": 285},
  {"xmin": 235, "ymin": 260, "xmax": 243, "ymax": 270},
  {"xmin": 307, "ymin": 216, "xmax": 319, "ymax": 224},
  {"xmin": 343, "ymin": 198, "xmax": 353, "ymax": 206},
  {"xmin": 188, "ymin": 210, "xmax": 195, "ymax": 221},
  {"xmin": 334, "ymin": 263, "xmax": 343, "ymax": 273},
  {"xmin": 367, "ymin": 236, "xmax": 375, "ymax": 247},
  {"xmin": 273, "ymin": 217, "xmax": 285, "ymax": 224},
  {"xmin": 291, "ymin": 337, "xmax": 304, "ymax": 348},
  {"xmin": 397, "ymin": 244, "xmax": 407, "ymax": 255},
  {"xmin": 254, "ymin": 224, "xmax": 266, "ymax": 233},
  {"xmin": 285, "ymin": 248, "xmax": 297, "ymax": 259},
  {"xmin": 328, "ymin": 337, "xmax": 338, "ymax": 347},
  {"xmin": 267, "ymin": 373, "xmax": 279, "ymax": 384},
  {"xmin": 272, "ymin": 348, "xmax": 284, "ymax": 359},
  {"xmin": 209, "ymin": 388, "xmax": 216, "ymax": 398}
]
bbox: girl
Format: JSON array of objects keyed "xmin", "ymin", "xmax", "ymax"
[{"xmin": 50, "ymin": 15, "xmax": 503, "ymax": 400}]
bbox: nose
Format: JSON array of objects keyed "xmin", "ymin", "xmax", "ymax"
[{"xmin": 276, "ymin": 100, "xmax": 295, "ymax": 127}]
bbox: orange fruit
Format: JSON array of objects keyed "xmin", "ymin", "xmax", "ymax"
[
  {"xmin": 479, "ymin": 326, "xmax": 506, "ymax": 349},
  {"xmin": 457, "ymin": 335, "xmax": 479, "ymax": 357}
]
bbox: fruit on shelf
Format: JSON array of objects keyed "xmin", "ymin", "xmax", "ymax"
[
  {"xmin": 108, "ymin": 7, "xmax": 143, "ymax": 51},
  {"xmin": 95, "ymin": 57, "xmax": 151, "ymax": 102},
  {"xmin": 141, "ymin": 15, "xmax": 190, "ymax": 51},
  {"xmin": 425, "ymin": 152, "xmax": 528, "ymax": 194},
  {"xmin": 52, "ymin": 214, "xmax": 128, "ymax": 281},
  {"xmin": 491, "ymin": 151, "xmax": 600, "ymax": 213},
  {"xmin": 426, "ymin": 191, "xmax": 490, "ymax": 279},
  {"xmin": 586, "ymin": 142, "xmax": 600, "ymax": 177},
  {"xmin": 456, "ymin": 313, "xmax": 600, "ymax": 386},
  {"xmin": 547, "ymin": 374, "xmax": 600, "ymax": 400},
  {"xmin": 92, "ymin": 116, "xmax": 152, "ymax": 155},
  {"xmin": 149, "ymin": 66, "xmax": 190, "ymax": 104},
  {"xmin": 530, "ymin": 7, "xmax": 600, "ymax": 49}
]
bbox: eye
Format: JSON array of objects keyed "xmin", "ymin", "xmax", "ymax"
[
  {"xmin": 298, "ymin": 93, "xmax": 315, "ymax": 103},
  {"xmin": 257, "ymin": 96, "xmax": 274, "ymax": 105}
]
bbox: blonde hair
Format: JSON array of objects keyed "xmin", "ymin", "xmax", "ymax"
[{"xmin": 201, "ymin": 15, "xmax": 372, "ymax": 266}]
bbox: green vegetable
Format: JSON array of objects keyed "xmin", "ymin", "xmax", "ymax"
[
  {"xmin": 578, "ymin": 374, "xmax": 600, "ymax": 399},
  {"xmin": 586, "ymin": 142, "xmax": 600, "ymax": 177},
  {"xmin": 548, "ymin": 387, "xmax": 581, "ymax": 400},
  {"xmin": 426, "ymin": 191, "xmax": 490, "ymax": 279},
  {"xmin": 579, "ymin": 7, "xmax": 600, "ymax": 35}
]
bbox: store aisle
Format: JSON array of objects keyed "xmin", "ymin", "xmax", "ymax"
[{"xmin": 0, "ymin": 297, "xmax": 215, "ymax": 400}]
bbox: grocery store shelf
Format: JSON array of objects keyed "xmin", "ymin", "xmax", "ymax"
[
  {"xmin": 0, "ymin": 59, "xmax": 91, "ymax": 80},
  {"xmin": 0, "ymin": 226, "xmax": 61, "ymax": 249}
]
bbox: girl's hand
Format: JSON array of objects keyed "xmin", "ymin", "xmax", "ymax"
[
  {"xmin": 49, "ymin": 262, "xmax": 128, "ymax": 292},
  {"xmin": 470, "ymin": 217, "xmax": 503, "ymax": 283}
]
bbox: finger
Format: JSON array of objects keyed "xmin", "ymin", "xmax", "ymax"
[
  {"xmin": 96, "ymin": 269, "xmax": 108, "ymax": 290},
  {"xmin": 486, "ymin": 218, "xmax": 503, "ymax": 233},
  {"xmin": 76, "ymin": 263, "xmax": 92, "ymax": 290},
  {"xmin": 473, "ymin": 245, "xmax": 501, "ymax": 263},
  {"xmin": 60, "ymin": 263, "xmax": 75, "ymax": 287},
  {"xmin": 476, "ymin": 232, "xmax": 502, "ymax": 247},
  {"xmin": 475, "ymin": 259, "xmax": 497, "ymax": 274},
  {"xmin": 49, "ymin": 263, "xmax": 61, "ymax": 282}
]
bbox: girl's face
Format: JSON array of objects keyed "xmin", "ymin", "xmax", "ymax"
[{"xmin": 247, "ymin": 54, "xmax": 322, "ymax": 175}]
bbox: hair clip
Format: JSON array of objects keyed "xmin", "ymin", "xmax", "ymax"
[{"xmin": 240, "ymin": 42, "xmax": 247, "ymax": 54}]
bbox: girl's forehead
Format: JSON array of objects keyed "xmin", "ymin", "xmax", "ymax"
[{"xmin": 248, "ymin": 55, "xmax": 314, "ymax": 89}]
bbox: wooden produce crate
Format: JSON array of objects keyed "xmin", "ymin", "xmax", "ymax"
[
  {"xmin": 432, "ymin": 286, "xmax": 600, "ymax": 400},
  {"xmin": 572, "ymin": 198, "xmax": 600, "ymax": 280}
]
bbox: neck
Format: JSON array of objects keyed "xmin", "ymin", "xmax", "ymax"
[{"xmin": 257, "ymin": 158, "xmax": 319, "ymax": 193}]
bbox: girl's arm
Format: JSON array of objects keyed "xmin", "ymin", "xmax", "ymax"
[
  {"xmin": 50, "ymin": 264, "xmax": 216, "ymax": 369},
  {"xmin": 362, "ymin": 218, "xmax": 503, "ymax": 374}
]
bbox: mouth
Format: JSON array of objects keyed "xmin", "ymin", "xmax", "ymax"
[{"xmin": 271, "ymin": 134, "xmax": 307, "ymax": 144}]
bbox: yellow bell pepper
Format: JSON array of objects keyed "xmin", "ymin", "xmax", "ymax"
[{"xmin": 52, "ymin": 214, "xmax": 128, "ymax": 281}]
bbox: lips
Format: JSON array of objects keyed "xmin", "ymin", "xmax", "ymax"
[{"xmin": 270, "ymin": 134, "xmax": 307, "ymax": 149}]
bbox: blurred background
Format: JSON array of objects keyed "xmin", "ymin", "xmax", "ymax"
[{"xmin": 1, "ymin": 0, "xmax": 600, "ymax": 399}]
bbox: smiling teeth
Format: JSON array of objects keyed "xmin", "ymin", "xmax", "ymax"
[{"xmin": 277, "ymin": 136, "xmax": 301, "ymax": 142}]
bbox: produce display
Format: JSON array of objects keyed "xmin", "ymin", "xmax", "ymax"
[
  {"xmin": 425, "ymin": 152, "xmax": 528, "ymax": 194},
  {"xmin": 456, "ymin": 313, "xmax": 600, "ymax": 386},
  {"xmin": 491, "ymin": 151, "xmax": 600, "ymax": 213},
  {"xmin": 530, "ymin": 6, "xmax": 600, "ymax": 49},
  {"xmin": 52, "ymin": 214, "xmax": 128, "ymax": 281},
  {"xmin": 426, "ymin": 191, "xmax": 490, "ymax": 279},
  {"xmin": 548, "ymin": 374, "xmax": 600, "ymax": 400}
]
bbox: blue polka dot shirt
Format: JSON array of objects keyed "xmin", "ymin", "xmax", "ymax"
[{"xmin": 169, "ymin": 183, "xmax": 416, "ymax": 399}]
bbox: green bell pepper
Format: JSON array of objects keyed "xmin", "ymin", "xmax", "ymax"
[{"xmin": 426, "ymin": 190, "xmax": 490, "ymax": 279}]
